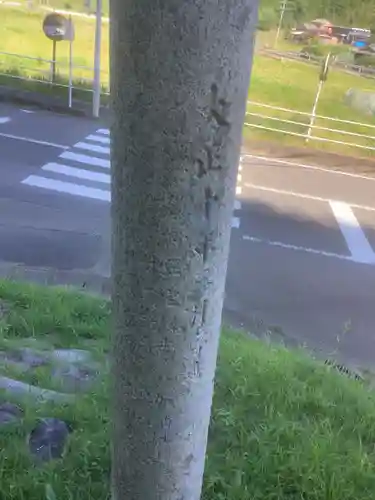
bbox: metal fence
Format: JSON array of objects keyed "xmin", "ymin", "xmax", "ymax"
[
  {"xmin": 259, "ymin": 48, "xmax": 375, "ymax": 80},
  {"xmin": 246, "ymin": 101, "xmax": 375, "ymax": 153},
  {"xmin": 0, "ymin": 50, "xmax": 109, "ymax": 100},
  {"xmin": 1, "ymin": 49, "xmax": 375, "ymax": 147}
]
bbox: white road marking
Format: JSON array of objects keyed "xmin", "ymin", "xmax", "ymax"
[
  {"xmin": 42, "ymin": 163, "xmax": 111, "ymax": 184},
  {"xmin": 20, "ymin": 109, "xmax": 35, "ymax": 114},
  {"xmin": 236, "ymin": 186, "xmax": 242, "ymax": 195},
  {"xmin": 86, "ymin": 134, "xmax": 110, "ymax": 144},
  {"xmin": 60, "ymin": 151, "xmax": 110, "ymax": 169},
  {"xmin": 329, "ymin": 201, "xmax": 375, "ymax": 264},
  {"xmin": 0, "ymin": 117, "xmax": 10, "ymax": 124},
  {"xmin": 22, "ymin": 175, "xmax": 111, "ymax": 201},
  {"xmin": 237, "ymin": 173, "xmax": 242, "ymax": 182},
  {"xmin": 0, "ymin": 132, "xmax": 68, "ymax": 149},
  {"xmin": 74, "ymin": 141, "xmax": 110, "ymax": 155},
  {"xmin": 97, "ymin": 128, "xmax": 109, "ymax": 135},
  {"xmin": 242, "ymin": 154, "xmax": 375, "ymax": 183},
  {"xmin": 234, "ymin": 200, "xmax": 241, "ymax": 210},
  {"xmin": 232, "ymin": 217, "xmax": 240, "ymax": 228},
  {"xmin": 245, "ymin": 183, "xmax": 375, "ymax": 213},
  {"xmin": 243, "ymin": 235, "xmax": 360, "ymax": 264}
]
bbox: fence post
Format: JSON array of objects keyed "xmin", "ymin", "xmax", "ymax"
[{"xmin": 49, "ymin": 60, "xmax": 54, "ymax": 83}]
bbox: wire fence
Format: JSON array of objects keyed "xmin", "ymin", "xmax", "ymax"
[
  {"xmin": 0, "ymin": 50, "xmax": 110, "ymax": 103},
  {"xmin": 1, "ymin": 49, "xmax": 375, "ymax": 145},
  {"xmin": 259, "ymin": 48, "xmax": 375, "ymax": 80}
]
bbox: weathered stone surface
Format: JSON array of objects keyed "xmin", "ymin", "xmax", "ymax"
[
  {"xmin": 51, "ymin": 363, "xmax": 98, "ymax": 392},
  {"xmin": 28, "ymin": 418, "xmax": 70, "ymax": 463},
  {"xmin": 0, "ymin": 299, "xmax": 9, "ymax": 320},
  {"xmin": 0, "ymin": 376, "xmax": 74, "ymax": 403},
  {"xmin": 0, "ymin": 347, "xmax": 48, "ymax": 370},
  {"xmin": 0, "ymin": 347, "xmax": 95, "ymax": 369},
  {"xmin": 51, "ymin": 349, "xmax": 92, "ymax": 364},
  {"xmin": 0, "ymin": 346, "xmax": 100, "ymax": 401},
  {"xmin": 344, "ymin": 88, "xmax": 375, "ymax": 116},
  {"xmin": 0, "ymin": 402, "xmax": 23, "ymax": 426}
]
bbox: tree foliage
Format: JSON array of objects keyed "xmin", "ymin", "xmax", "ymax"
[{"xmin": 259, "ymin": 0, "xmax": 374, "ymax": 29}]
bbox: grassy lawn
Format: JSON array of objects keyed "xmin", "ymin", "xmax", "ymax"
[
  {"xmin": 246, "ymin": 56, "xmax": 375, "ymax": 157},
  {"xmin": 1, "ymin": 5, "xmax": 375, "ymax": 157},
  {"xmin": 0, "ymin": 279, "xmax": 374, "ymax": 498},
  {"xmin": 0, "ymin": 7, "xmax": 109, "ymax": 84}
]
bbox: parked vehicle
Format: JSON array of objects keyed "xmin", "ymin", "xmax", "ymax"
[{"xmin": 289, "ymin": 23, "xmax": 371, "ymax": 46}]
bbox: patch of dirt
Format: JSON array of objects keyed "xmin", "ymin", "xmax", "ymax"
[{"xmin": 242, "ymin": 137, "xmax": 375, "ymax": 177}]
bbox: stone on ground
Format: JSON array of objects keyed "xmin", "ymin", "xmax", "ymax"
[{"xmin": 28, "ymin": 418, "xmax": 71, "ymax": 463}]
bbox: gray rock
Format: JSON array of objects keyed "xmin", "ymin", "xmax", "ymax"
[
  {"xmin": 0, "ymin": 347, "xmax": 48, "ymax": 369},
  {"xmin": 0, "ymin": 346, "xmax": 100, "ymax": 399},
  {"xmin": 51, "ymin": 349, "xmax": 92, "ymax": 364},
  {"xmin": 51, "ymin": 363, "xmax": 98, "ymax": 392},
  {"xmin": 0, "ymin": 300, "xmax": 9, "ymax": 320},
  {"xmin": 28, "ymin": 418, "xmax": 70, "ymax": 463},
  {"xmin": 0, "ymin": 402, "xmax": 23, "ymax": 426},
  {"xmin": 0, "ymin": 376, "xmax": 74, "ymax": 403},
  {"xmin": 344, "ymin": 88, "xmax": 375, "ymax": 116}
]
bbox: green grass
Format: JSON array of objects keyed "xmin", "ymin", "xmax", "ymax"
[
  {"xmin": 247, "ymin": 55, "xmax": 375, "ymax": 157},
  {"xmin": 1, "ymin": 6, "xmax": 375, "ymax": 157},
  {"xmin": 15, "ymin": 0, "xmax": 110, "ymax": 15},
  {"xmin": 0, "ymin": 280, "xmax": 374, "ymax": 498},
  {"xmin": 0, "ymin": 7, "xmax": 109, "ymax": 83}
]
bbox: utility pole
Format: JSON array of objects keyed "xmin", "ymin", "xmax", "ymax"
[
  {"xmin": 275, "ymin": 0, "xmax": 287, "ymax": 48},
  {"xmin": 274, "ymin": 0, "xmax": 294, "ymax": 48},
  {"xmin": 92, "ymin": 0, "xmax": 102, "ymax": 118}
]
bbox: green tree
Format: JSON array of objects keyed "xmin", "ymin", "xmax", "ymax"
[
  {"xmin": 259, "ymin": 0, "xmax": 373, "ymax": 27},
  {"xmin": 110, "ymin": 0, "xmax": 260, "ymax": 499}
]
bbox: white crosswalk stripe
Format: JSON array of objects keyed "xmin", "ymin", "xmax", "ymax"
[
  {"xmin": 75, "ymin": 141, "xmax": 110, "ymax": 155},
  {"xmin": 60, "ymin": 150, "xmax": 110, "ymax": 168},
  {"xmin": 42, "ymin": 163, "xmax": 110, "ymax": 184},
  {"xmin": 23, "ymin": 175, "xmax": 111, "ymax": 201},
  {"xmin": 22, "ymin": 127, "xmax": 112, "ymax": 201},
  {"xmin": 86, "ymin": 134, "xmax": 110, "ymax": 145},
  {"xmin": 21, "ymin": 127, "xmax": 243, "ymax": 228}
]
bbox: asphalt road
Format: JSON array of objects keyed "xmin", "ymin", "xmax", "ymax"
[
  {"xmin": 1, "ymin": 102, "xmax": 375, "ymax": 369},
  {"xmin": 226, "ymin": 154, "xmax": 375, "ymax": 369},
  {"xmin": 0, "ymin": 103, "xmax": 110, "ymax": 275}
]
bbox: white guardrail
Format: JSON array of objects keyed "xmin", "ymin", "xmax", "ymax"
[
  {"xmin": 0, "ymin": 50, "xmax": 109, "ymax": 98},
  {"xmin": 0, "ymin": 50, "xmax": 375, "ymax": 151},
  {"xmin": 246, "ymin": 101, "xmax": 375, "ymax": 152}
]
